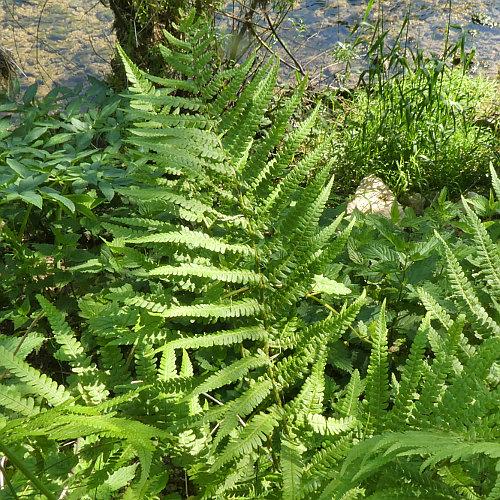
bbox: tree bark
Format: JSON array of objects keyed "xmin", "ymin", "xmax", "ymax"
[{"xmin": 108, "ymin": 0, "xmax": 185, "ymax": 88}]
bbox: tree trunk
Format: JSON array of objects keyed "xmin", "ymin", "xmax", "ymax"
[{"xmin": 108, "ymin": 0, "xmax": 186, "ymax": 88}]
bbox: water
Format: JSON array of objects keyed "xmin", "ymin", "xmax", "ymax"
[
  {"xmin": 221, "ymin": 0, "xmax": 500, "ymax": 86},
  {"xmin": 0, "ymin": 0, "xmax": 498, "ymax": 95},
  {"xmin": 0, "ymin": 0, "xmax": 114, "ymax": 95}
]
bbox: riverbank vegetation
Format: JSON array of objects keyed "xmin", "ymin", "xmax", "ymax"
[{"xmin": 0, "ymin": 5, "xmax": 499, "ymax": 499}]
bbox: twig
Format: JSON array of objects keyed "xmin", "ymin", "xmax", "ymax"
[
  {"xmin": 202, "ymin": 392, "xmax": 246, "ymax": 427},
  {"xmin": 35, "ymin": 0, "xmax": 55, "ymax": 84},
  {"xmin": 218, "ymin": 10, "xmax": 268, "ymax": 32},
  {"xmin": 264, "ymin": 11, "xmax": 305, "ymax": 76},
  {"xmin": 250, "ymin": 26, "xmax": 303, "ymax": 74},
  {"xmin": 88, "ymin": 35, "xmax": 111, "ymax": 64},
  {"xmin": 302, "ymin": 46, "xmax": 332, "ymax": 70}
]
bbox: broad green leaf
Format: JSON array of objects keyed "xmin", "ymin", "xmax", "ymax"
[
  {"xmin": 19, "ymin": 191, "xmax": 43, "ymax": 209},
  {"xmin": 312, "ymin": 275, "xmax": 351, "ymax": 295},
  {"xmin": 44, "ymin": 132, "xmax": 74, "ymax": 147},
  {"xmin": 6, "ymin": 158, "xmax": 31, "ymax": 178},
  {"xmin": 39, "ymin": 187, "xmax": 76, "ymax": 212}
]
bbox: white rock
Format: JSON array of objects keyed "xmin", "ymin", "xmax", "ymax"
[{"xmin": 346, "ymin": 175, "xmax": 403, "ymax": 219}]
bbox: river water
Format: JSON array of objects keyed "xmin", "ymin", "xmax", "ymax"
[
  {"xmin": 274, "ymin": 0, "xmax": 500, "ymax": 86},
  {"xmin": 0, "ymin": 0, "xmax": 114, "ymax": 95},
  {"xmin": 0, "ymin": 0, "xmax": 498, "ymax": 94}
]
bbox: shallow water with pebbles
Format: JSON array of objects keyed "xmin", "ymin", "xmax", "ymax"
[
  {"xmin": 0, "ymin": 0, "xmax": 114, "ymax": 95},
  {"xmin": 0, "ymin": 0, "xmax": 498, "ymax": 95},
  {"xmin": 222, "ymin": 0, "xmax": 500, "ymax": 87}
]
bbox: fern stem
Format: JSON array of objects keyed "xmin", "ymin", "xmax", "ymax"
[
  {"xmin": 220, "ymin": 286, "xmax": 250, "ymax": 300},
  {"xmin": 306, "ymin": 293, "xmax": 372, "ymax": 344},
  {"xmin": 202, "ymin": 392, "xmax": 247, "ymax": 427}
]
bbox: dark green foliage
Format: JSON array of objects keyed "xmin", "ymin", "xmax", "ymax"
[
  {"xmin": 0, "ymin": 78, "xmax": 130, "ymax": 334},
  {"xmin": 329, "ymin": 6, "xmax": 499, "ymax": 198},
  {"xmin": 0, "ymin": 10, "xmax": 499, "ymax": 499}
]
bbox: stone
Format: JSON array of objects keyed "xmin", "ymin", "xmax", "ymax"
[
  {"xmin": 404, "ymin": 192, "xmax": 425, "ymax": 215},
  {"xmin": 346, "ymin": 174, "xmax": 403, "ymax": 219}
]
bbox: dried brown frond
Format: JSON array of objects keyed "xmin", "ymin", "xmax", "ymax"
[{"xmin": 0, "ymin": 47, "xmax": 18, "ymax": 85}]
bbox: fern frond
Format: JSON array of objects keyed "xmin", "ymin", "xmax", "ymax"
[
  {"xmin": 149, "ymin": 263, "xmax": 264, "ymax": 284},
  {"xmin": 126, "ymin": 295, "xmax": 264, "ymax": 319},
  {"xmin": 122, "ymin": 229, "xmax": 253, "ymax": 255},
  {"xmin": 211, "ymin": 379, "xmax": 274, "ymax": 450},
  {"xmin": 288, "ymin": 355, "xmax": 327, "ymax": 420},
  {"xmin": 275, "ymin": 291, "xmax": 367, "ymax": 389},
  {"xmin": 117, "ymin": 43, "xmax": 154, "ymax": 100},
  {"xmin": 0, "ymin": 346, "xmax": 71, "ymax": 406},
  {"xmin": 248, "ymin": 104, "xmax": 321, "ymax": 200},
  {"xmin": 435, "ymin": 230, "xmax": 500, "ymax": 338},
  {"xmin": 183, "ymin": 354, "xmax": 269, "ymax": 403},
  {"xmin": 387, "ymin": 313, "xmax": 429, "ymax": 428},
  {"xmin": 45, "ymin": 414, "xmax": 169, "ymax": 442},
  {"xmin": 258, "ymin": 140, "xmax": 331, "ymax": 223},
  {"xmin": 438, "ymin": 336, "xmax": 500, "ymax": 432},
  {"xmin": 37, "ymin": 295, "xmax": 82, "ymax": 360},
  {"xmin": 0, "ymin": 385, "xmax": 40, "ymax": 416},
  {"xmin": 206, "ymin": 55, "xmax": 256, "ymax": 116},
  {"xmin": 365, "ymin": 300, "xmax": 389, "ymax": 433},
  {"xmin": 417, "ymin": 287, "xmax": 453, "ymax": 329},
  {"xmin": 144, "ymin": 72, "xmax": 199, "ymax": 93},
  {"xmin": 155, "ymin": 326, "xmax": 268, "ymax": 353},
  {"xmin": 300, "ymin": 435, "xmax": 353, "ymax": 496},
  {"xmin": 117, "ymin": 186, "xmax": 222, "ymax": 222},
  {"xmin": 339, "ymin": 369, "xmax": 364, "ymax": 418},
  {"xmin": 306, "ymin": 414, "xmax": 358, "ymax": 436},
  {"xmin": 461, "ymin": 197, "xmax": 500, "ymax": 297},
  {"xmin": 126, "ymin": 92, "xmax": 204, "ymax": 112},
  {"xmin": 281, "ymin": 434, "xmax": 306, "ymax": 500},
  {"xmin": 412, "ymin": 314, "xmax": 464, "ymax": 423},
  {"xmin": 243, "ymin": 76, "xmax": 307, "ymax": 187},
  {"xmin": 220, "ymin": 58, "xmax": 277, "ymax": 146},
  {"xmin": 490, "ymin": 163, "xmax": 500, "ymax": 201},
  {"xmin": 210, "ymin": 407, "xmax": 281, "ymax": 472}
]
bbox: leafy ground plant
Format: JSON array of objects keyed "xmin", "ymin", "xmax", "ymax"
[
  {"xmin": 0, "ymin": 79, "xmax": 130, "ymax": 334},
  {"xmin": 327, "ymin": 1, "xmax": 499, "ymax": 199},
  {"xmin": 0, "ymin": 10, "xmax": 499, "ymax": 500}
]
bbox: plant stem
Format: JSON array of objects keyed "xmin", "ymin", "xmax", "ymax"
[
  {"xmin": 17, "ymin": 204, "xmax": 32, "ymax": 242},
  {"xmin": 0, "ymin": 442, "xmax": 58, "ymax": 500}
]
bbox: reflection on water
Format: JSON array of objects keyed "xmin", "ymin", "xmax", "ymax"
[
  {"xmin": 0, "ymin": 0, "xmax": 115, "ymax": 95},
  {"xmin": 0, "ymin": 0, "xmax": 498, "ymax": 95},
  {"xmin": 220, "ymin": 0, "xmax": 500, "ymax": 87}
]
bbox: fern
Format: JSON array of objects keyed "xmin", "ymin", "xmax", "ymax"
[
  {"xmin": 434, "ymin": 230, "xmax": 500, "ymax": 338},
  {"xmin": 365, "ymin": 300, "xmax": 389, "ymax": 433},
  {"xmin": 281, "ymin": 434, "xmax": 306, "ymax": 500},
  {"xmin": 0, "ymin": 345, "xmax": 71, "ymax": 407},
  {"xmin": 4, "ymin": 9, "xmax": 498, "ymax": 499}
]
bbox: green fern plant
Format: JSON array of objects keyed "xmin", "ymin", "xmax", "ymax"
[
  {"xmin": 104, "ymin": 10, "xmax": 364, "ymax": 497},
  {"xmin": 319, "ymin": 166, "xmax": 500, "ymax": 499},
  {"xmin": 2, "ymin": 9, "xmax": 498, "ymax": 499},
  {"xmin": 0, "ymin": 10, "xmax": 361, "ymax": 498}
]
